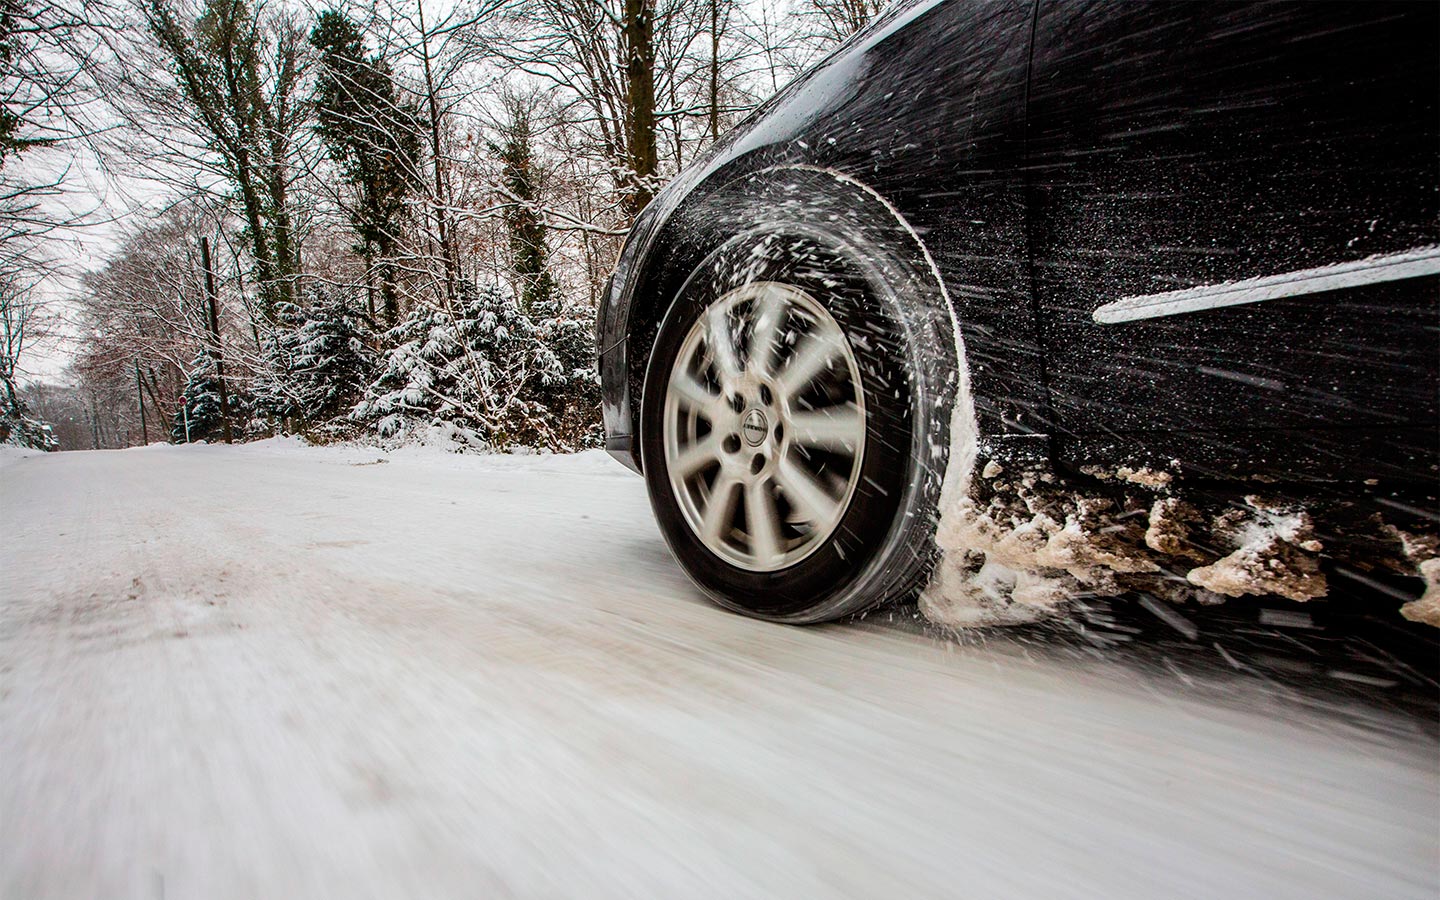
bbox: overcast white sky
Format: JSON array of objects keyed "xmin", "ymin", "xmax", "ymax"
[{"xmin": 14, "ymin": 144, "xmax": 134, "ymax": 382}]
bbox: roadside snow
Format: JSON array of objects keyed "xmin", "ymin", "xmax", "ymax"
[
  {"xmin": 0, "ymin": 444, "xmax": 41, "ymax": 471},
  {"xmin": 179, "ymin": 435, "xmax": 625, "ymax": 475}
]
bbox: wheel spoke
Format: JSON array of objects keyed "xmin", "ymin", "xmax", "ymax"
[
  {"xmin": 775, "ymin": 329, "xmax": 842, "ymax": 401},
  {"xmin": 775, "ymin": 456, "xmax": 840, "ymax": 527},
  {"xmin": 789, "ymin": 404, "xmax": 865, "ymax": 455},
  {"xmin": 670, "ymin": 371, "xmax": 723, "ymax": 420},
  {"xmin": 746, "ymin": 286, "xmax": 786, "ymax": 377},
  {"xmin": 672, "ymin": 434, "xmax": 721, "ymax": 477},
  {"xmin": 746, "ymin": 479, "xmax": 784, "ymax": 567},
  {"xmin": 701, "ymin": 473, "xmax": 743, "ymax": 543},
  {"xmin": 705, "ymin": 305, "xmax": 743, "ymax": 383}
]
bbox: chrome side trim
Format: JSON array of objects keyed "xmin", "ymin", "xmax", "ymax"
[{"xmin": 1093, "ymin": 245, "xmax": 1440, "ymax": 324}]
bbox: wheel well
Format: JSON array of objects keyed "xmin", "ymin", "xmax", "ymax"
[
  {"xmin": 624, "ymin": 224, "xmax": 719, "ymax": 444},
  {"xmin": 623, "ymin": 166, "xmax": 967, "ymax": 451}
]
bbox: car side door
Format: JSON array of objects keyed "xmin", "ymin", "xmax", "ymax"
[{"xmin": 1025, "ymin": 1, "xmax": 1439, "ymax": 482}]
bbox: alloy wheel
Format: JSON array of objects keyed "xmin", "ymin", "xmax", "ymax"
[{"xmin": 662, "ymin": 281, "xmax": 868, "ymax": 571}]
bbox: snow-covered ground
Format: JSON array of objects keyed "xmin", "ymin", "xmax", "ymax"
[{"xmin": 2, "ymin": 442, "xmax": 1436, "ymax": 899}]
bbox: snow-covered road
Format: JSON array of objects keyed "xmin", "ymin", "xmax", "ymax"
[{"xmin": 2, "ymin": 442, "xmax": 1436, "ymax": 899}]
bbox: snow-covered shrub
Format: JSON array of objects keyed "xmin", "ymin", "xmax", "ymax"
[
  {"xmin": 252, "ymin": 290, "xmax": 375, "ymax": 431},
  {"xmin": 0, "ymin": 388, "xmax": 56, "ymax": 450},
  {"xmin": 530, "ymin": 295, "xmax": 602, "ymax": 449},
  {"xmin": 353, "ymin": 280, "xmax": 597, "ymax": 451}
]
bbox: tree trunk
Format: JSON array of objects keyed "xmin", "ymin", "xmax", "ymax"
[
  {"xmin": 135, "ymin": 361, "xmax": 149, "ymax": 446},
  {"xmin": 709, "ymin": 0, "xmax": 721, "ymax": 143},
  {"xmin": 416, "ymin": 0, "xmax": 461, "ymax": 306},
  {"xmin": 202, "ymin": 237, "xmax": 235, "ymax": 444},
  {"xmin": 623, "ymin": 0, "xmax": 658, "ymax": 217},
  {"xmin": 363, "ymin": 240, "xmax": 377, "ymax": 323},
  {"xmin": 143, "ymin": 366, "xmax": 165, "ymax": 420},
  {"xmin": 88, "ymin": 396, "xmax": 101, "ymax": 450}
]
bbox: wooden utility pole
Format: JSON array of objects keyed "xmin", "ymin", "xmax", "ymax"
[
  {"xmin": 135, "ymin": 360, "xmax": 149, "ymax": 445},
  {"xmin": 201, "ymin": 237, "xmax": 234, "ymax": 444},
  {"xmin": 88, "ymin": 396, "xmax": 101, "ymax": 449}
]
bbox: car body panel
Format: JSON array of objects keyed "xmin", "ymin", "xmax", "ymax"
[
  {"xmin": 601, "ymin": 0, "xmax": 1439, "ymax": 486},
  {"xmin": 1026, "ymin": 0, "xmax": 1439, "ymax": 481}
]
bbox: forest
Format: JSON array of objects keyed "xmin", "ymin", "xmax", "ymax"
[{"xmin": 0, "ymin": 0, "xmax": 881, "ymax": 451}]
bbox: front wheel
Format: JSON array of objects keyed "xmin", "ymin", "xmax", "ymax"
[{"xmin": 640, "ymin": 228, "xmax": 953, "ymax": 622}]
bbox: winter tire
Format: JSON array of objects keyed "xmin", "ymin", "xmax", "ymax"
[{"xmin": 640, "ymin": 226, "xmax": 953, "ymax": 623}]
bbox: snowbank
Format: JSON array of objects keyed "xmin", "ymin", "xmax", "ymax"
[{"xmin": 0, "ymin": 444, "xmax": 42, "ymax": 472}]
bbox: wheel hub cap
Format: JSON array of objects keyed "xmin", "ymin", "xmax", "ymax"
[{"xmin": 741, "ymin": 409, "xmax": 769, "ymax": 446}]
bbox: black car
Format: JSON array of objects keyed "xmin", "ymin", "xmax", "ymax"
[{"xmin": 597, "ymin": 0, "xmax": 1439, "ymax": 625}]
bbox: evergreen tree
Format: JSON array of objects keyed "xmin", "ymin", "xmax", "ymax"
[
  {"xmin": 289, "ymin": 291, "xmax": 375, "ymax": 422},
  {"xmin": 354, "ymin": 280, "xmax": 576, "ymax": 449},
  {"xmin": 172, "ymin": 350, "xmax": 240, "ymax": 442},
  {"xmin": 494, "ymin": 98, "xmax": 556, "ymax": 314},
  {"xmin": 531, "ymin": 297, "xmax": 602, "ymax": 448},
  {"xmin": 250, "ymin": 300, "xmax": 307, "ymax": 426},
  {"xmin": 252, "ymin": 291, "xmax": 374, "ymax": 429},
  {"xmin": 310, "ymin": 10, "xmax": 422, "ymax": 325}
]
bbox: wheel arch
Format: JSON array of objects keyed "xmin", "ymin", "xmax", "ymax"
[{"xmin": 623, "ymin": 165, "xmax": 978, "ymax": 501}]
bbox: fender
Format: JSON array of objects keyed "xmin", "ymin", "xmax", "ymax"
[{"xmin": 605, "ymin": 165, "xmax": 967, "ymax": 463}]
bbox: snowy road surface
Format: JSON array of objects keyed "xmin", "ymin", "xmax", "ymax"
[{"xmin": 2, "ymin": 442, "xmax": 1436, "ymax": 899}]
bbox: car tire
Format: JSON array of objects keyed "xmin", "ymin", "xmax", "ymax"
[{"xmin": 640, "ymin": 221, "xmax": 955, "ymax": 623}]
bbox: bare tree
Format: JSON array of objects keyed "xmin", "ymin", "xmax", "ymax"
[
  {"xmin": 70, "ymin": 201, "xmax": 260, "ymax": 443},
  {"xmin": 127, "ymin": 0, "xmax": 307, "ymax": 320},
  {"xmin": 801, "ymin": 0, "xmax": 883, "ymax": 44},
  {"xmin": 1, "ymin": 0, "xmax": 124, "ymax": 279},
  {"xmin": 19, "ymin": 378, "xmax": 92, "ymax": 449},
  {"xmin": 366, "ymin": 0, "xmax": 506, "ymax": 308},
  {"xmin": 492, "ymin": 0, "xmax": 675, "ymax": 217},
  {"xmin": 0, "ymin": 272, "xmax": 57, "ymax": 445}
]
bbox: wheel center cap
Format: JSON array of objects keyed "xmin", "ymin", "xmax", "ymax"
[{"xmin": 741, "ymin": 409, "xmax": 769, "ymax": 446}]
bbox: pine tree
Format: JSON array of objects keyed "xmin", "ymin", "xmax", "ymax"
[
  {"xmin": 250, "ymin": 300, "xmax": 307, "ymax": 426},
  {"xmin": 252, "ymin": 291, "xmax": 375, "ymax": 430},
  {"xmin": 310, "ymin": 10, "xmax": 422, "ymax": 326},
  {"xmin": 531, "ymin": 297, "xmax": 602, "ymax": 449},
  {"xmin": 353, "ymin": 280, "xmax": 571, "ymax": 449},
  {"xmin": 352, "ymin": 300, "xmax": 449, "ymax": 440},
  {"xmin": 289, "ymin": 291, "xmax": 375, "ymax": 422},
  {"xmin": 172, "ymin": 350, "xmax": 239, "ymax": 442},
  {"xmin": 494, "ymin": 98, "xmax": 556, "ymax": 314}
]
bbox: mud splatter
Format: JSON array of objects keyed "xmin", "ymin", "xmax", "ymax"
[{"xmin": 923, "ymin": 445, "xmax": 1435, "ymax": 629}]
